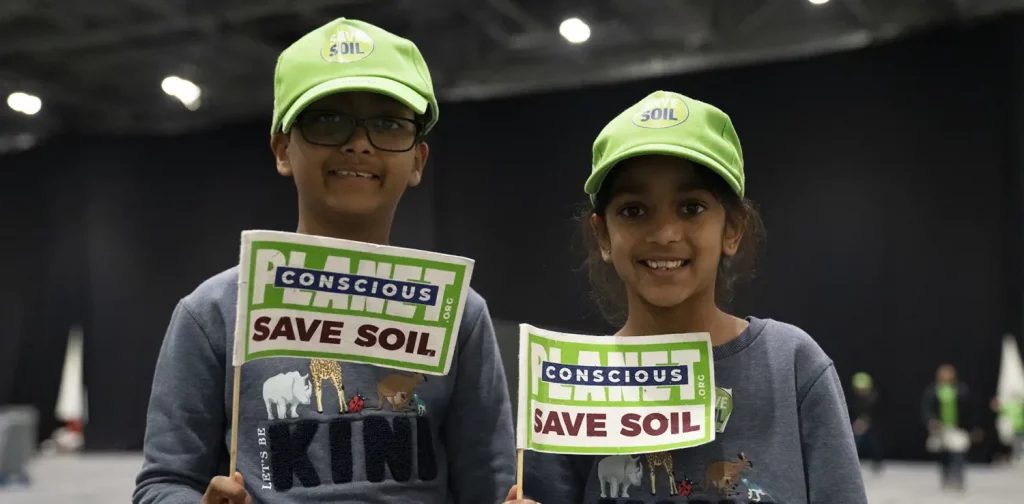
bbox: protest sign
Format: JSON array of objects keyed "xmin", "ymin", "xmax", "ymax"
[
  {"xmin": 516, "ymin": 324, "xmax": 715, "ymax": 455},
  {"xmin": 231, "ymin": 230, "xmax": 473, "ymax": 376}
]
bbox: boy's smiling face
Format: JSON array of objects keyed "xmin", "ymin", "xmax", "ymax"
[{"xmin": 272, "ymin": 91, "xmax": 429, "ymax": 224}]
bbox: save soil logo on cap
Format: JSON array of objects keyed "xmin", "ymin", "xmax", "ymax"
[
  {"xmin": 322, "ymin": 22, "xmax": 375, "ymax": 63},
  {"xmin": 632, "ymin": 94, "xmax": 689, "ymax": 129}
]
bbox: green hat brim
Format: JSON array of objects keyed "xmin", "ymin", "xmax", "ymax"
[
  {"xmin": 585, "ymin": 143, "xmax": 745, "ymax": 204},
  {"xmin": 278, "ymin": 75, "xmax": 432, "ymax": 134}
]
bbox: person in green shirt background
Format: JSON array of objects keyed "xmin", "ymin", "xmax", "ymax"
[
  {"xmin": 848, "ymin": 372, "xmax": 884, "ymax": 474},
  {"xmin": 991, "ymin": 393, "xmax": 1024, "ymax": 464},
  {"xmin": 920, "ymin": 364, "xmax": 979, "ymax": 491}
]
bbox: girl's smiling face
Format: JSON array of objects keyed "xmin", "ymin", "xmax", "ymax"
[{"xmin": 593, "ymin": 155, "xmax": 743, "ymax": 310}]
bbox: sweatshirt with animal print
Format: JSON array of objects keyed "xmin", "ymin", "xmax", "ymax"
[
  {"xmin": 133, "ymin": 266, "xmax": 516, "ymax": 504},
  {"xmin": 520, "ymin": 317, "xmax": 867, "ymax": 504}
]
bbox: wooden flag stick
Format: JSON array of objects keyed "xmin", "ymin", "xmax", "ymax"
[
  {"xmin": 515, "ymin": 448, "xmax": 524, "ymax": 499},
  {"xmin": 228, "ymin": 365, "xmax": 242, "ymax": 475}
]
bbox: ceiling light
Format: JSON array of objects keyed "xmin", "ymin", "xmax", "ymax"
[
  {"xmin": 559, "ymin": 17, "xmax": 591, "ymax": 44},
  {"xmin": 161, "ymin": 75, "xmax": 202, "ymax": 111},
  {"xmin": 7, "ymin": 92, "xmax": 42, "ymax": 115},
  {"xmin": 809, "ymin": 0, "xmax": 830, "ymax": 5}
]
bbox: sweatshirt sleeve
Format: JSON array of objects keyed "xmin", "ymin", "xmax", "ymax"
[
  {"xmin": 443, "ymin": 298, "xmax": 517, "ymax": 504},
  {"xmin": 798, "ymin": 363, "xmax": 867, "ymax": 504},
  {"xmin": 133, "ymin": 300, "xmax": 227, "ymax": 504}
]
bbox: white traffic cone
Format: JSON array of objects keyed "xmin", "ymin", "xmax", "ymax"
[
  {"xmin": 50, "ymin": 325, "xmax": 86, "ymax": 453},
  {"xmin": 995, "ymin": 334, "xmax": 1024, "ymax": 464}
]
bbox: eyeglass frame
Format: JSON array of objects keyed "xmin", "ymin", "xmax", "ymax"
[{"xmin": 294, "ymin": 110, "xmax": 425, "ymax": 152}]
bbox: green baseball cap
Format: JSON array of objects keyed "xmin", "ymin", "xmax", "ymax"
[
  {"xmin": 587, "ymin": 90, "xmax": 744, "ymax": 203},
  {"xmin": 271, "ymin": 18, "xmax": 439, "ymax": 136}
]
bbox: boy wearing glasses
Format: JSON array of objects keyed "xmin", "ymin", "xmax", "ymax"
[{"xmin": 133, "ymin": 18, "xmax": 516, "ymax": 504}]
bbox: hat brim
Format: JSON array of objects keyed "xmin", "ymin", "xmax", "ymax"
[
  {"xmin": 278, "ymin": 75, "xmax": 430, "ymax": 134},
  {"xmin": 585, "ymin": 143, "xmax": 745, "ymax": 203}
]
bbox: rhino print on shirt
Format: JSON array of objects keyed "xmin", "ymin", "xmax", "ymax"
[
  {"xmin": 263, "ymin": 371, "xmax": 313, "ymax": 420},
  {"xmin": 597, "ymin": 455, "xmax": 643, "ymax": 499}
]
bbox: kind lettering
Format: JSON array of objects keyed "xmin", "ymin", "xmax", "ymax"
[{"xmin": 265, "ymin": 416, "xmax": 437, "ymax": 491}]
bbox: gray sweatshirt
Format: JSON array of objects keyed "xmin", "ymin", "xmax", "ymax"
[
  {"xmin": 521, "ymin": 317, "xmax": 867, "ymax": 504},
  {"xmin": 133, "ymin": 267, "xmax": 516, "ymax": 504}
]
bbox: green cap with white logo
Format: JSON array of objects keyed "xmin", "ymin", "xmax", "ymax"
[
  {"xmin": 587, "ymin": 90, "xmax": 744, "ymax": 202},
  {"xmin": 271, "ymin": 18, "xmax": 439, "ymax": 136}
]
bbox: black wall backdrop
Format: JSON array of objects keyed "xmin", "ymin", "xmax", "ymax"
[{"xmin": 1, "ymin": 15, "xmax": 1022, "ymax": 461}]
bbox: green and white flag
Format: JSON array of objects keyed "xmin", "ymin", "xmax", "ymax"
[
  {"xmin": 232, "ymin": 230, "xmax": 473, "ymax": 375},
  {"xmin": 517, "ymin": 324, "xmax": 715, "ymax": 455}
]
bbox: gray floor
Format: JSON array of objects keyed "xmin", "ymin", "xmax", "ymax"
[{"xmin": 1, "ymin": 453, "xmax": 1022, "ymax": 503}]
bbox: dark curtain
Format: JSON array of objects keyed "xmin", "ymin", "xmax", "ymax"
[
  {"xmin": 0, "ymin": 141, "xmax": 86, "ymax": 443},
  {"xmin": 1009, "ymin": 14, "xmax": 1024, "ymax": 356}
]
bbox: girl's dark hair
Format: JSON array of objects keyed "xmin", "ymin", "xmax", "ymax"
[{"xmin": 579, "ymin": 162, "xmax": 766, "ymax": 324}]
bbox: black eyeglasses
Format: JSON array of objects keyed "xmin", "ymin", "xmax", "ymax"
[{"xmin": 296, "ymin": 111, "xmax": 421, "ymax": 152}]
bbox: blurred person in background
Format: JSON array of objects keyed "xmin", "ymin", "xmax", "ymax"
[
  {"xmin": 992, "ymin": 394, "xmax": 1024, "ymax": 464},
  {"xmin": 921, "ymin": 364, "xmax": 980, "ymax": 491},
  {"xmin": 848, "ymin": 372, "xmax": 883, "ymax": 474}
]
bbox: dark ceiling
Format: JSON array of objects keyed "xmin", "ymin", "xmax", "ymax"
[{"xmin": 1, "ymin": 0, "xmax": 1022, "ymax": 152}]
